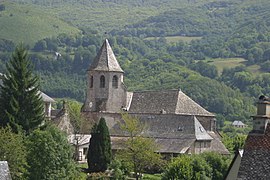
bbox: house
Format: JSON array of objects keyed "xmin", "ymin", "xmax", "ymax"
[
  {"xmin": 81, "ymin": 39, "xmax": 229, "ymax": 156},
  {"xmin": 231, "ymin": 121, "xmax": 247, "ymax": 128},
  {"xmin": 68, "ymin": 134, "xmax": 91, "ymax": 163},
  {"xmin": 226, "ymin": 95, "xmax": 270, "ymax": 179},
  {"xmin": 0, "ymin": 161, "xmax": 12, "ymax": 180}
]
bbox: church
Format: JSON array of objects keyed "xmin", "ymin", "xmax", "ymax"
[{"xmin": 81, "ymin": 39, "xmax": 229, "ymax": 156}]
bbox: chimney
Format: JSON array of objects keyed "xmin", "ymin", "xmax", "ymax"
[{"xmin": 252, "ymin": 95, "xmax": 270, "ymax": 133}]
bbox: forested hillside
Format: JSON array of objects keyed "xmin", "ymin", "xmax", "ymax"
[{"xmin": 1, "ymin": 0, "xmax": 270, "ymax": 126}]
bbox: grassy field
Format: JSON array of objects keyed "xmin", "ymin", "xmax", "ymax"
[
  {"xmin": 206, "ymin": 58, "xmax": 247, "ymax": 75},
  {"xmin": 145, "ymin": 36, "xmax": 202, "ymax": 43},
  {"xmin": 0, "ymin": 2, "xmax": 80, "ymax": 46},
  {"xmin": 206, "ymin": 58, "xmax": 263, "ymax": 75},
  {"xmin": 246, "ymin": 64, "xmax": 261, "ymax": 75}
]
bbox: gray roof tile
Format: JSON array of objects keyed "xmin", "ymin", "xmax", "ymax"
[
  {"xmin": 88, "ymin": 39, "xmax": 123, "ymax": 72},
  {"xmin": 128, "ymin": 90, "xmax": 213, "ymax": 116}
]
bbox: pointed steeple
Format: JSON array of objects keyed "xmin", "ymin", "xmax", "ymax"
[{"xmin": 88, "ymin": 39, "xmax": 124, "ymax": 72}]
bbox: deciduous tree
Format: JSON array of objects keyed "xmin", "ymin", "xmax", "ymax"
[
  {"xmin": 0, "ymin": 126, "xmax": 28, "ymax": 180},
  {"xmin": 26, "ymin": 125, "xmax": 78, "ymax": 179},
  {"xmin": 117, "ymin": 113, "xmax": 162, "ymax": 180}
]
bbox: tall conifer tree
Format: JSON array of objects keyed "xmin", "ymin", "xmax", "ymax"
[
  {"xmin": 0, "ymin": 45, "xmax": 44, "ymax": 134},
  {"xmin": 87, "ymin": 117, "xmax": 112, "ymax": 172}
]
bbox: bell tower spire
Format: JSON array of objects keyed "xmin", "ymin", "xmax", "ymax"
[{"xmin": 82, "ymin": 39, "xmax": 126, "ymax": 113}]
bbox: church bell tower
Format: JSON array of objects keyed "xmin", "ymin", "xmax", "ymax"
[{"xmin": 82, "ymin": 39, "xmax": 127, "ymax": 113}]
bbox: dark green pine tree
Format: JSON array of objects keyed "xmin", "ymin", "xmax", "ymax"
[
  {"xmin": 0, "ymin": 45, "xmax": 44, "ymax": 134},
  {"xmin": 87, "ymin": 117, "xmax": 112, "ymax": 172}
]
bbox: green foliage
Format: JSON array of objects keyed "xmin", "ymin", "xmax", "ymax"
[
  {"xmin": 202, "ymin": 152, "xmax": 231, "ymax": 180},
  {"xmin": 162, "ymin": 155, "xmax": 193, "ymax": 180},
  {"xmin": 0, "ymin": 45, "xmax": 44, "ymax": 134},
  {"xmin": 117, "ymin": 113, "xmax": 163, "ymax": 179},
  {"xmin": 0, "ymin": 2, "xmax": 80, "ymax": 46},
  {"xmin": 26, "ymin": 125, "xmax": 78, "ymax": 179},
  {"xmin": 222, "ymin": 132, "xmax": 247, "ymax": 153},
  {"xmin": 67, "ymin": 100, "xmax": 92, "ymax": 134},
  {"xmin": 189, "ymin": 61, "xmax": 218, "ymax": 79},
  {"xmin": 109, "ymin": 159, "xmax": 128, "ymax": 180},
  {"xmin": 0, "ymin": 126, "xmax": 28, "ymax": 180},
  {"xmin": 87, "ymin": 118, "xmax": 112, "ymax": 173},
  {"xmin": 162, "ymin": 152, "xmax": 231, "ymax": 180}
]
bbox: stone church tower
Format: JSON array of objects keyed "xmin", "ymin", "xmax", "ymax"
[{"xmin": 82, "ymin": 39, "xmax": 127, "ymax": 113}]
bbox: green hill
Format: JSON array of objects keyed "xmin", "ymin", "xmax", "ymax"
[
  {"xmin": 0, "ymin": 2, "xmax": 80, "ymax": 46},
  {"xmin": 10, "ymin": 0, "xmax": 212, "ymax": 33}
]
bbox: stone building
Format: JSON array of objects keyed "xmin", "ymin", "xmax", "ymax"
[
  {"xmin": 81, "ymin": 39, "xmax": 228, "ymax": 155},
  {"xmin": 226, "ymin": 95, "xmax": 270, "ymax": 179}
]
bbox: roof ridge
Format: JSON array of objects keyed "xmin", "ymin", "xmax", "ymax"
[{"xmin": 133, "ymin": 89, "xmax": 180, "ymax": 93}]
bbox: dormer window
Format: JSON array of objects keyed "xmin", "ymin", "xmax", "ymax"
[
  {"xmin": 112, "ymin": 75, "xmax": 118, "ymax": 88},
  {"xmin": 90, "ymin": 76, "xmax": 93, "ymax": 88},
  {"xmin": 100, "ymin": 75, "xmax": 105, "ymax": 88}
]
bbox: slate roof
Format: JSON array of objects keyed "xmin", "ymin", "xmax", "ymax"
[
  {"xmin": 237, "ymin": 123, "xmax": 270, "ymax": 179},
  {"xmin": 88, "ymin": 39, "xmax": 124, "ymax": 72},
  {"xmin": 109, "ymin": 114, "xmax": 216, "ymax": 153},
  {"xmin": 128, "ymin": 90, "xmax": 213, "ymax": 116},
  {"xmin": 68, "ymin": 134, "xmax": 91, "ymax": 146},
  {"xmin": 40, "ymin": 91, "xmax": 55, "ymax": 102},
  {"xmin": 208, "ymin": 131, "xmax": 230, "ymax": 154},
  {"xmin": 0, "ymin": 161, "xmax": 12, "ymax": 180},
  {"xmin": 232, "ymin": 121, "xmax": 246, "ymax": 126}
]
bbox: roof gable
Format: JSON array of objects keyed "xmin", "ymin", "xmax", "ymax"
[
  {"xmin": 88, "ymin": 39, "xmax": 123, "ymax": 72},
  {"xmin": 194, "ymin": 116, "xmax": 213, "ymax": 140},
  {"xmin": 175, "ymin": 91, "xmax": 213, "ymax": 116}
]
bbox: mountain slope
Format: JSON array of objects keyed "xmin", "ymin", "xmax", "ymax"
[{"xmin": 0, "ymin": 2, "xmax": 80, "ymax": 46}]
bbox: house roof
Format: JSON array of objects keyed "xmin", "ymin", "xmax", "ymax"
[
  {"xmin": 194, "ymin": 116, "xmax": 213, "ymax": 140},
  {"xmin": 0, "ymin": 161, "xmax": 11, "ymax": 180},
  {"xmin": 68, "ymin": 134, "xmax": 91, "ymax": 146},
  {"xmin": 109, "ymin": 114, "xmax": 219, "ymax": 154},
  {"xmin": 111, "ymin": 136, "xmax": 196, "ymax": 154},
  {"xmin": 88, "ymin": 39, "xmax": 124, "ymax": 72},
  {"xmin": 237, "ymin": 123, "xmax": 270, "ymax": 179},
  {"xmin": 232, "ymin": 121, "xmax": 246, "ymax": 126},
  {"xmin": 128, "ymin": 90, "xmax": 213, "ymax": 116},
  {"xmin": 40, "ymin": 91, "xmax": 55, "ymax": 103}
]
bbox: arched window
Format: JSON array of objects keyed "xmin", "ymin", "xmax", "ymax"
[
  {"xmin": 90, "ymin": 76, "xmax": 93, "ymax": 88},
  {"xmin": 112, "ymin": 75, "xmax": 118, "ymax": 88},
  {"xmin": 100, "ymin": 75, "xmax": 105, "ymax": 88}
]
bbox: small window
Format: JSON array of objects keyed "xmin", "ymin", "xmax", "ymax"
[
  {"xmin": 112, "ymin": 75, "xmax": 118, "ymax": 88},
  {"xmin": 83, "ymin": 148, "xmax": 88, "ymax": 155},
  {"xmin": 90, "ymin": 76, "xmax": 93, "ymax": 88},
  {"xmin": 100, "ymin": 75, "xmax": 105, "ymax": 88}
]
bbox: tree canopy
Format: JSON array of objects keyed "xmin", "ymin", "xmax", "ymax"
[
  {"xmin": 117, "ymin": 113, "xmax": 162, "ymax": 180},
  {"xmin": 87, "ymin": 117, "xmax": 112, "ymax": 173},
  {"xmin": 0, "ymin": 45, "xmax": 44, "ymax": 134},
  {"xmin": 0, "ymin": 126, "xmax": 28, "ymax": 180},
  {"xmin": 26, "ymin": 125, "xmax": 78, "ymax": 179}
]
